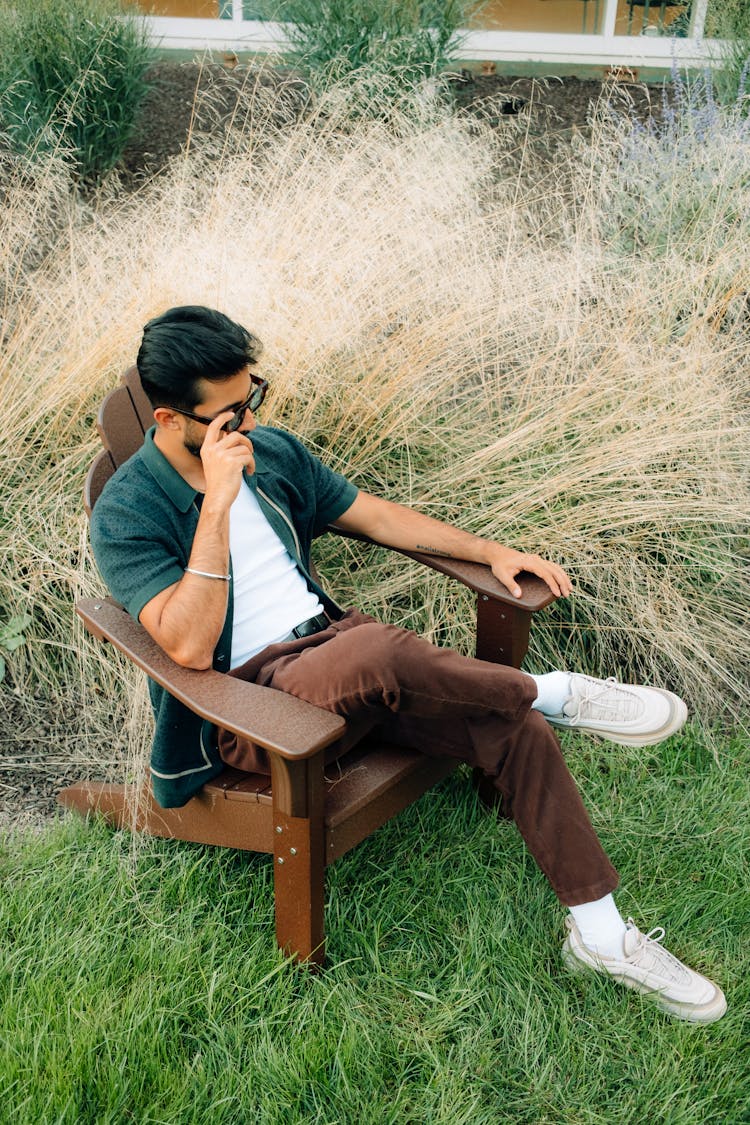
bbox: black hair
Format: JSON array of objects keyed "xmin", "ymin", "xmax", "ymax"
[{"xmin": 137, "ymin": 305, "xmax": 264, "ymax": 411}]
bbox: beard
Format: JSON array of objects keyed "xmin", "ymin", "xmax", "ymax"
[{"xmin": 183, "ymin": 420, "xmax": 204, "ymax": 459}]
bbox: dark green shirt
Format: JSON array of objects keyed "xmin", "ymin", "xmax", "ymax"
[{"xmin": 90, "ymin": 426, "xmax": 358, "ymax": 807}]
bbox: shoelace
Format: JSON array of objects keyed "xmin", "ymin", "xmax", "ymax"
[
  {"xmin": 625, "ymin": 919, "xmax": 691, "ymax": 982},
  {"xmin": 567, "ymin": 677, "xmax": 640, "ymax": 727},
  {"xmin": 630, "ymin": 919, "xmax": 666, "ymax": 948}
]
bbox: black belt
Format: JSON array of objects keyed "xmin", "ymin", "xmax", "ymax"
[{"xmin": 282, "ymin": 612, "xmax": 330, "ymax": 642}]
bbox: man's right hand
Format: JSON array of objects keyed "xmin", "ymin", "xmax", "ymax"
[{"xmin": 200, "ymin": 412, "xmax": 256, "ymax": 509}]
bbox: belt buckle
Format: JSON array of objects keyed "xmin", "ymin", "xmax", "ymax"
[{"xmin": 292, "ymin": 613, "xmax": 326, "ymax": 640}]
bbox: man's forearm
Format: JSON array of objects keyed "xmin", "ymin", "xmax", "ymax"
[
  {"xmin": 392, "ymin": 509, "xmax": 493, "ymax": 564},
  {"xmin": 336, "ymin": 494, "xmax": 493, "ymax": 565},
  {"xmin": 186, "ymin": 497, "xmax": 232, "ymax": 576},
  {"xmin": 334, "ymin": 491, "xmax": 572, "ymax": 599}
]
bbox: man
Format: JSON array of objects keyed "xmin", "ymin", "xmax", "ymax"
[{"xmin": 91, "ymin": 305, "xmax": 726, "ymax": 1023}]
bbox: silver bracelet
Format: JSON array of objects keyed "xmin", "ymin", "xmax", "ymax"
[{"xmin": 184, "ymin": 567, "xmax": 231, "ymax": 581}]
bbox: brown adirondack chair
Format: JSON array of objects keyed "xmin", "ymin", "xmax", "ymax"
[{"xmin": 59, "ymin": 367, "xmax": 558, "ymax": 965}]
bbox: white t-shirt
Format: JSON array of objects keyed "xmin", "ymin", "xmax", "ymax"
[{"xmin": 228, "ymin": 482, "xmax": 324, "ymax": 669}]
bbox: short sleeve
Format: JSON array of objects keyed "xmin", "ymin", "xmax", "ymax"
[
  {"xmin": 310, "ymin": 459, "xmax": 358, "ymax": 532},
  {"xmin": 90, "ymin": 481, "xmax": 190, "ymax": 622}
]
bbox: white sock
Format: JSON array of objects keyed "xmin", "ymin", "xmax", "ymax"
[
  {"xmin": 528, "ymin": 671, "xmax": 571, "ymax": 716},
  {"xmin": 569, "ymin": 894, "xmax": 628, "ymax": 959}
]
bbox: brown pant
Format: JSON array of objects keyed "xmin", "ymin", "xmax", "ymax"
[{"xmin": 218, "ymin": 609, "xmax": 619, "ymax": 906}]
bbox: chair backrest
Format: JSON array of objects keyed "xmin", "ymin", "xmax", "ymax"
[{"xmin": 85, "ymin": 367, "xmax": 154, "ymax": 517}]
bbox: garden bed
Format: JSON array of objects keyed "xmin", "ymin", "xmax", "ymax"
[{"xmin": 118, "ymin": 60, "xmax": 671, "ymax": 186}]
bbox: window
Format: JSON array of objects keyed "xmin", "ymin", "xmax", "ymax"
[
  {"xmin": 473, "ymin": 1, "xmax": 608, "ymax": 35},
  {"xmin": 472, "ymin": 0, "xmax": 691, "ymax": 37},
  {"xmin": 136, "ymin": 1, "xmax": 220, "ymax": 15},
  {"xmin": 615, "ymin": 0, "xmax": 691, "ymax": 37}
]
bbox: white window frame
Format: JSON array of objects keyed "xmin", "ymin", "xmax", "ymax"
[{"xmin": 141, "ymin": 0, "xmax": 728, "ymax": 69}]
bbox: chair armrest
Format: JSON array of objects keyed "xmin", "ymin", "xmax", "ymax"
[
  {"xmin": 327, "ymin": 527, "xmax": 557, "ymax": 612},
  {"xmin": 76, "ymin": 597, "xmax": 346, "ymax": 760}
]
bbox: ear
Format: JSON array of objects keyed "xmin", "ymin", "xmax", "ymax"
[{"xmin": 153, "ymin": 406, "xmax": 183, "ymax": 430}]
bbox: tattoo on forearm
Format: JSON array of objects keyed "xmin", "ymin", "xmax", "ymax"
[{"xmin": 416, "ymin": 545, "xmax": 453, "ymax": 557}]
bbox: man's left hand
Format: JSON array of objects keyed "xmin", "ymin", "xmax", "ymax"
[{"xmin": 486, "ymin": 544, "xmax": 573, "ymax": 600}]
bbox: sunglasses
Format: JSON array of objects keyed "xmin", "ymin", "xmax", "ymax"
[{"xmin": 171, "ymin": 373, "xmax": 268, "ymax": 433}]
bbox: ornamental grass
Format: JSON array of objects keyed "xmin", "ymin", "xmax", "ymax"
[{"xmin": 0, "ymin": 71, "xmax": 748, "ymax": 788}]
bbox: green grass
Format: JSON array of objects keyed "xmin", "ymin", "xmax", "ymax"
[{"xmin": 1, "ymin": 723, "xmax": 748, "ymax": 1124}]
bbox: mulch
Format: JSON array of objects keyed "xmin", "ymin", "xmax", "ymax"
[{"xmin": 117, "ymin": 60, "xmax": 670, "ymax": 189}]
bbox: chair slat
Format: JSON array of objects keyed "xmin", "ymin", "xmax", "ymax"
[
  {"xmin": 123, "ymin": 365, "xmax": 155, "ymax": 432},
  {"xmin": 57, "ymin": 780, "xmax": 276, "ymax": 852},
  {"xmin": 84, "ymin": 448, "xmax": 115, "ymax": 517},
  {"xmin": 97, "ymin": 385, "xmax": 147, "ymax": 468}
]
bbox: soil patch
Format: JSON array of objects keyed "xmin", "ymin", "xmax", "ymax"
[
  {"xmin": 118, "ymin": 60, "xmax": 670, "ymax": 187},
  {"xmin": 0, "ymin": 694, "xmax": 91, "ymax": 834}
]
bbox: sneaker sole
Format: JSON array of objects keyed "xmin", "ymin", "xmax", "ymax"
[
  {"xmin": 547, "ymin": 688, "xmax": 688, "ymax": 747},
  {"xmin": 561, "ymin": 938, "xmax": 727, "ymax": 1024}
]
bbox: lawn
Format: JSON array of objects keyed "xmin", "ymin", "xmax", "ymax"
[{"xmin": 2, "ymin": 724, "xmax": 748, "ymax": 1123}]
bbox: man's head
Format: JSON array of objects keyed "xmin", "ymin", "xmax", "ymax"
[{"xmin": 137, "ymin": 305, "xmax": 264, "ymax": 413}]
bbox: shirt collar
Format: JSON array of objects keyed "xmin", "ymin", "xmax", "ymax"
[
  {"xmin": 140, "ymin": 426, "xmax": 268, "ymax": 510},
  {"xmin": 140, "ymin": 426, "xmax": 201, "ymax": 513}
]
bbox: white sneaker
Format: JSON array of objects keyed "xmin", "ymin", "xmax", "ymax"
[
  {"xmin": 546, "ymin": 673, "xmax": 687, "ymax": 746},
  {"xmin": 562, "ymin": 916, "xmax": 727, "ymax": 1023}
]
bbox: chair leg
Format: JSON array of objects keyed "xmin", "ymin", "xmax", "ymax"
[
  {"xmin": 270, "ymin": 751, "xmax": 326, "ymax": 965},
  {"xmin": 475, "ymin": 594, "xmax": 532, "ymax": 668},
  {"xmin": 58, "ymin": 780, "xmax": 132, "ymax": 824},
  {"xmin": 473, "ymin": 595, "xmax": 530, "ymax": 817}
]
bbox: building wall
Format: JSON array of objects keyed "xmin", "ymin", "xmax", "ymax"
[{"xmin": 131, "ymin": 1, "xmax": 717, "ymax": 69}]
